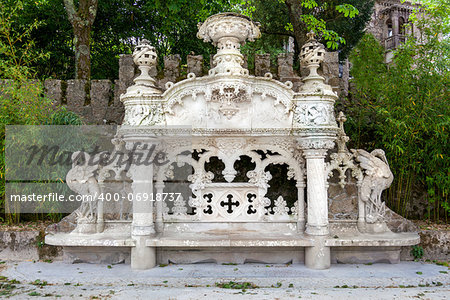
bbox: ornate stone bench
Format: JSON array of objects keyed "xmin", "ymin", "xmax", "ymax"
[{"xmin": 46, "ymin": 12, "xmax": 419, "ymax": 270}]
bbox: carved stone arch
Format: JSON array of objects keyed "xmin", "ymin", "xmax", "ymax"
[{"xmin": 325, "ymin": 152, "xmax": 363, "ymax": 189}]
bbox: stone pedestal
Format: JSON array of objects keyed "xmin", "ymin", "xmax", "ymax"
[
  {"xmin": 305, "ymin": 236, "xmax": 330, "ymax": 270},
  {"xmin": 131, "ymin": 236, "xmax": 156, "ymax": 270}
]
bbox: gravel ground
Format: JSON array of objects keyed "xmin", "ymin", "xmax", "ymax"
[{"xmin": 0, "ymin": 261, "xmax": 448, "ymax": 299}]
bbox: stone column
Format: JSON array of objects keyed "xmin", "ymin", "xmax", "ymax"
[
  {"xmin": 303, "ymin": 149, "xmax": 329, "ymax": 236},
  {"xmin": 128, "ymin": 162, "xmax": 156, "ymax": 270},
  {"xmin": 300, "ymin": 144, "xmax": 333, "ymax": 270},
  {"xmin": 357, "ymin": 183, "xmax": 365, "ymax": 231},
  {"xmin": 392, "ymin": 10, "xmax": 399, "ymax": 48},
  {"xmin": 295, "ymin": 32, "xmax": 337, "ymax": 270},
  {"xmin": 296, "ymin": 181, "xmax": 306, "ymax": 232},
  {"xmin": 96, "ymin": 182, "xmax": 105, "ymax": 233},
  {"xmin": 155, "ymin": 181, "xmax": 165, "ymax": 233}
]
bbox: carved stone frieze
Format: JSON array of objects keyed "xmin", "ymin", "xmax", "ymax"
[
  {"xmin": 294, "ymin": 103, "xmax": 336, "ymax": 127},
  {"xmin": 123, "ymin": 103, "xmax": 164, "ymax": 126},
  {"xmin": 298, "ymin": 139, "xmax": 335, "ymax": 151}
]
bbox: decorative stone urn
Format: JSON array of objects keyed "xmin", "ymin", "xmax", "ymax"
[
  {"xmin": 125, "ymin": 39, "xmax": 161, "ymax": 97},
  {"xmin": 197, "ymin": 12, "xmax": 260, "ymax": 76}
]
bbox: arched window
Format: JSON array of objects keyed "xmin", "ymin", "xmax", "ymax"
[
  {"xmin": 398, "ymin": 17, "xmax": 406, "ymax": 35},
  {"xmin": 386, "ymin": 19, "xmax": 393, "ymax": 37}
]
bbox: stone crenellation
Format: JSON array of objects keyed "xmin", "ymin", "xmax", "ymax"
[{"xmin": 37, "ymin": 52, "xmax": 344, "ymax": 124}]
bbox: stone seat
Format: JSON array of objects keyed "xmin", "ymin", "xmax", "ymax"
[
  {"xmin": 146, "ymin": 233, "xmax": 315, "ymax": 247},
  {"xmin": 46, "ymin": 229, "xmax": 419, "ymax": 265},
  {"xmin": 325, "ymin": 232, "xmax": 419, "ymax": 247}
]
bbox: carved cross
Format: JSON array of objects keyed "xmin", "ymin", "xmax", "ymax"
[{"xmin": 220, "ymin": 194, "xmax": 240, "ymax": 213}]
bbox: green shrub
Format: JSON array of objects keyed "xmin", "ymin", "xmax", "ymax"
[
  {"xmin": 0, "ymin": 1, "xmax": 82, "ymax": 223},
  {"xmin": 346, "ymin": 0, "xmax": 449, "ymax": 221},
  {"xmin": 411, "ymin": 245, "xmax": 424, "ymax": 260}
]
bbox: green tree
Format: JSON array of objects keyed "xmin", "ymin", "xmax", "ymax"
[
  {"xmin": 15, "ymin": 0, "xmax": 373, "ymax": 80},
  {"xmin": 239, "ymin": 0, "xmax": 373, "ymax": 64},
  {"xmin": 347, "ymin": 0, "xmax": 449, "ymax": 221},
  {"xmin": 283, "ymin": 0, "xmax": 372, "ymax": 57},
  {"xmin": 63, "ymin": 0, "xmax": 98, "ymax": 80},
  {"xmin": 0, "ymin": 1, "xmax": 82, "ymax": 223}
]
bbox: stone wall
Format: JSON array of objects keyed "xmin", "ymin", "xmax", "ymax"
[
  {"xmin": 0, "ymin": 230, "xmax": 61, "ymax": 261},
  {"xmin": 401, "ymin": 230, "xmax": 450, "ymax": 261},
  {"xmin": 39, "ymin": 52, "xmax": 342, "ymax": 125}
]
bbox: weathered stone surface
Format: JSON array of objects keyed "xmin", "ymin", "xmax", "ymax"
[
  {"xmin": 66, "ymin": 79, "xmax": 87, "ymax": 115},
  {"xmin": 385, "ymin": 208, "xmax": 419, "ymax": 233},
  {"xmin": 0, "ymin": 230, "xmax": 62, "ymax": 261},
  {"xmin": 321, "ymin": 52, "xmax": 339, "ymax": 92},
  {"xmin": 63, "ymin": 246, "xmax": 130, "ymax": 264},
  {"xmin": 340, "ymin": 59, "xmax": 350, "ymax": 97},
  {"xmin": 159, "ymin": 247, "xmax": 304, "ymax": 265},
  {"xmin": 90, "ymin": 80, "xmax": 112, "ymax": 124},
  {"xmin": 118, "ymin": 54, "xmax": 136, "ymax": 87},
  {"xmin": 277, "ymin": 53, "xmax": 295, "ymax": 78},
  {"xmin": 105, "ymin": 79, "xmax": 125, "ymax": 124},
  {"xmin": 255, "ymin": 53, "xmax": 270, "ymax": 77},
  {"xmin": 187, "ymin": 55, "xmax": 203, "ymax": 76},
  {"xmin": 277, "ymin": 53, "xmax": 302, "ymax": 91},
  {"xmin": 0, "ymin": 231, "xmax": 39, "ymax": 261},
  {"xmin": 328, "ymin": 175, "xmax": 358, "ymax": 220},
  {"xmin": 164, "ymin": 54, "xmax": 181, "ymax": 81},
  {"xmin": 332, "ymin": 246, "xmax": 402, "ymax": 264},
  {"xmin": 158, "ymin": 54, "xmax": 181, "ymax": 89},
  {"xmin": 401, "ymin": 229, "xmax": 450, "ymax": 261},
  {"xmin": 419, "ymin": 230, "xmax": 450, "ymax": 261},
  {"xmin": 44, "ymin": 79, "xmax": 62, "ymax": 106},
  {"xmin": 46, "ymin": 213, "xmax": 77, "ymax": 234}
]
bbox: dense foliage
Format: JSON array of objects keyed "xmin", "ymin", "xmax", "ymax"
[
  {"xmin": 4, "ymin": 0, "xmax": 371, "ymax": 80},
  {"xmin": 0, "ymin": 1, "xmax": 82, "ymax": 223},
  {"xmin": 346, "ymin": 0, "xmax": 449, "ymax": 221}
]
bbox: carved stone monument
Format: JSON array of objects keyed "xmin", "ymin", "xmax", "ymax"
[{"xmin": 46, "ymin": 12, "xmax": 419, "ymax": 270}]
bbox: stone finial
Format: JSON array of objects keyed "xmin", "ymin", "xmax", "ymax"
[
  {"xmin": 197, "ymin": 12, "xmax": 261, "ymax": 76},
  {"xmin": 132, "ymin": 39, "xmax": 158, "ymax": 88},
  {"xmin": 300, "ymin": 31, "xmax": 326, "ymax": 82},
  {"xmin": 337, "ymin": 111, "xmax": 350, "ymax": 153}
]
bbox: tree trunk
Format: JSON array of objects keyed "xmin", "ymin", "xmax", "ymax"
[
  {"xmin": 285, "ymin": 0, "xmax": 307, "ymax": 50},
  {"xmin": 73, "ymin": 25, "xmax": 91, "ymax": 80},
  {"xmin": 63, "ymin": 0, "xmax": 98, "ymax": 80}
]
